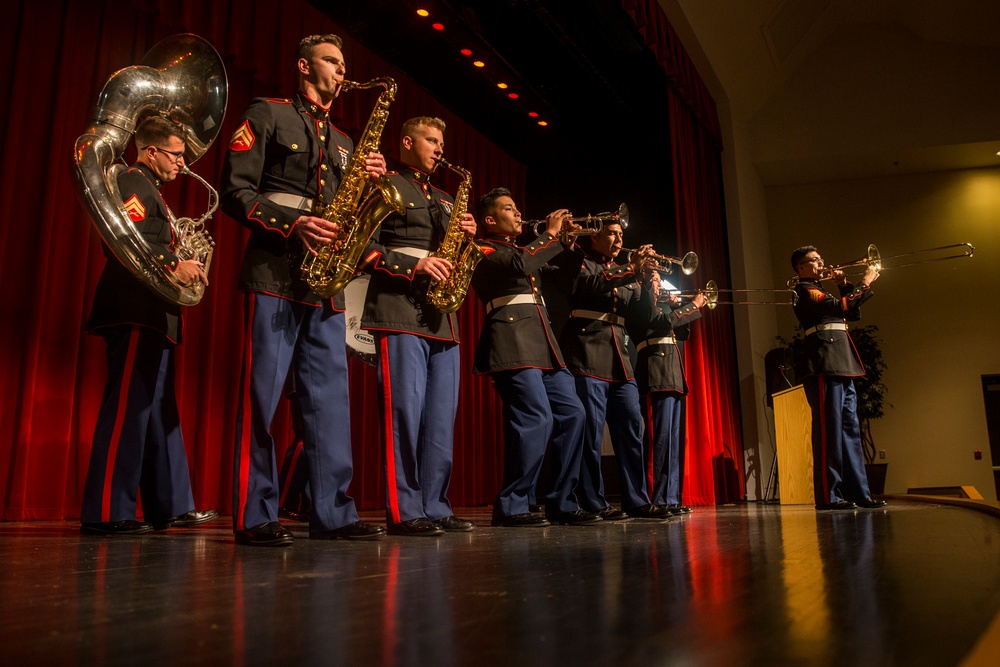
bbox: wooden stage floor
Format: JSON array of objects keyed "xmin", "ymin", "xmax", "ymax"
[{"xmin": 2, "ymin": 500, "xmax": 998, "ymax": 666}]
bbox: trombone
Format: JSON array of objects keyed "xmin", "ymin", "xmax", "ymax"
[
  {"xmin": 621, "ymin": 247, "xmax": 699, "ymax": 276},
  {"xmin": 528, "ymin": 202, "xmax": 629, "ymax": 237},
  {"xmin": 664, "ymin": 280, "xmax": 798, "ymax": 310},
  {"xmin": 787, "ymin": 242, "xmax": 974, "ymax": 287}
]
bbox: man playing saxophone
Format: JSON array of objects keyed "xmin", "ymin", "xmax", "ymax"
[
  {"xmin": 357, "ymin": 116, "xmax": 477, "ymax": 536},
  {"xmin": 220, "ymin": 33, "xmax": 387, "ymax": 546}
]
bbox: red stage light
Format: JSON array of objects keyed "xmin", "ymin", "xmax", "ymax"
[
  {"xmin": 460, "ymin": 48, "xmax": 472, "ymax": 56},
  {"xmin": 507, "ymin": 93, "xmax": 518, "ymax": 99},
  {"xmin": 432, "ymin": 23, "xmax": 445, "ymax": 31}
]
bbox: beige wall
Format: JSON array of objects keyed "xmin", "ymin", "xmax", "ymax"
[{"xmin": 766, "ymin": 168, "xmax": 1000, "ymax": 499}]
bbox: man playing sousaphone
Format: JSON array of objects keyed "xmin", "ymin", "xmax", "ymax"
[{"xmin": 81, "ymin": 116, "xmax": 217, "ymax": 535}]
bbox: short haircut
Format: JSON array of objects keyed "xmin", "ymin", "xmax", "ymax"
[
  {"xmin": 790, "ymin": 245, "xmax": 817, "ymax": 270},
  {"xmin": 298, "ymin": 34, "xmax": 343, "ymax": 60},
  {"xmin": 477, "ymin": 187, "xmax": 512, "ymax": 221},
  {"xmin": 401, "ymin": 116, "xmax": 446, "ymax": 142},
  {"xmin": 135, "ymin": 116, "xmax": 185, "ymax": 150}
]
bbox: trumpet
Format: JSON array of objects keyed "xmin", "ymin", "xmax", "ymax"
[
  {"xmin": 620, "ymin": 247, "xmax": 699, "ymax": 276},
  {"xmin": 786, "ymin": 242, "xmax": 974, "ymax": 287},
  {"xmin": 663, "ymin": 280, "xmax": 798, "ymax": 309},
  {"xmin": 528, "ymin": 202, "xmax": 628, "ymax": 237}
]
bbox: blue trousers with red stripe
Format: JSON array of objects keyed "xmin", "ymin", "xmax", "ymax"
[
  {"xmin": 644, "ymin": 392, "xmax": 686, "ymax": 506},
  {"xmin": 803, "ymin": 374, "xmax": 871, "ymax": 505},
  {"xmin": 377, "ymin": 332, "xmax": 460, "ymax": 524},
  {"xmin": 82, "ymin": 325, "xmax": 194, "ymax": 524},
  {"xmin": 232, "ymin": 294, "xmax": 358, "ymax": 532},
  {"xmin": 575, "ymin": 376, "xmax": 650, "ymax": 512},
  {"xmin": 492, "ymin": 367, "xmax": 585, "ymax": 516}
]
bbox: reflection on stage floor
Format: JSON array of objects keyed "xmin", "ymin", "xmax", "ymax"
[{"xmin": 1, "ymin": 502, "xmax": 998, "ymax": 666}]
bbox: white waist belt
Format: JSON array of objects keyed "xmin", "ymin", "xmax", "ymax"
[
  {"xmin": 391, "ymin": 247, "xmax": 431, "ymax": 259},
  {"xmin": 636, "ymin": 336, "xmax": 676, "ymax": 352},
  {"xmin": 804, "ymin": 322, "xmax": 848, "ymax": 336},
  {"xmin": 487, "ymin": 293, "xmax": 545, "ymax": 312},
  {"xmin": 571, "ymin": 309, "xmax": 626, "ymax": 327},
  {"xmin": 263, "ymin": 192, "xmax": 314, "ymax": 212}
]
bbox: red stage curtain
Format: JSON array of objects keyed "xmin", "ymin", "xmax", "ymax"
[
  {"xmin": 623, "ymin": 0, "xmax": 745, "ymax": 504},
  {"xmin": 0, "ymin": 0, "xmax": 517, "ymax": 520}
]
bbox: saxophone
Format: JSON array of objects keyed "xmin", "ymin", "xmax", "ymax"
[
  {"xmin": 302, "ymin": 77, "xmax": 405, "ymax": 298},
  {"xmin": 426, "ymin": 158, "xmax": 486, "ymax": 313}
]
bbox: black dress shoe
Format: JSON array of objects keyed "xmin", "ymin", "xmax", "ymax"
[
  {"xmin": 548, "ymin": 510, "xmax": 601, "ymax": 526},
  {"xmin": 627, "ymin": 504, "xmax": 673, "ymax": 520},
  {"xmin": 81, "ymin": 520, "xmax": 153, "ymax": 536},
  {"xmin": 432, "ymin": 516, "xmax": 476, "ymax": 532},
  {"xmin": 153, "ymin": 509, "xmax": 220, "ymax": 529},
  {"xmin": 492, "ymin": 512, "xmax": 551, "ymax": 527},
  {"xmin": 387, "ymin": 518, "xmax": 444, "ymax": 537},
  {"xmin": 278, "ymin": 506, "xmax": 310, "ymax": 522},
  {"xmin": 311, "ymin": 520, "xmax": 386, "ymax": 540},
  {"xmin": 235, "ymin": 522, "xmax": 294, "ymax": 547},
  {"xmin": 666, "ymin": 504, "xmax": 693, "ymax": 515},
  {"xmin": 528, "ymin": 504, "xmax": 545, "ymax": 514},
  {"xmin": 816, "ymin": 500, "xmax": 857, "ymax": 511},
  {"xmin": 856, "ymin": 497, "xmax": 888, "ymax": 508},
  {"xmin": 597, "ymin": 506, "xmax": 630, "ymax": 522}
]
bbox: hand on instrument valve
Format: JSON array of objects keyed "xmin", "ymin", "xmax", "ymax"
[
  {"xmin": 541, "ymin": 208, "xmax": 571, "ymax": 238},
  {"xmin": 459, "ymin": 212, "xmax": 477, "ymax": 240},
  {"xmin": 861, "ymin": 265, "xmax": 880, "ymax": 286},
  {"xmin": 175, "ymin": 259, "xmax": 209, "ymax": 287},
  {"xmin": 630, "ymin": 244, "xmax": 655, "ymax": 276},
  {"xmin": 294, "ymin": 216, "xmax": 340, "ymax": 256},
  {"xmin": 690, "ymin": 292, "xmax": 708, "ymax": 309},
  {"xmin": 363, "ymin": 151, "xmax": 387, "ymax": 178},
  {"xmin": 416, "ymin": 256, "xmax": 453, "ymax": 281}
]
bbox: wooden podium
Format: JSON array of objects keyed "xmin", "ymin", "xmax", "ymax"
[{"xmin": 772, "ymin": 385, "xmax": 814, "ymax": 505}]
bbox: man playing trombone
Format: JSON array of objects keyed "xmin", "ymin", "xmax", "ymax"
[
  {"xmin": 628, "ymin": 271, "xmax": 707, "ymax": 515},
  {"xmin": 790, "ymin": 245, "xmax": 887, "ymax": 511}
]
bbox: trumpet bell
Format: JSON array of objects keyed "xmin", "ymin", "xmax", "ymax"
[{"xmin": 679, "ymin": 251, "xmax": 698, "ymax": 275}]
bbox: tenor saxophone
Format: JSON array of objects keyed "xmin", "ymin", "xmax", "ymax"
[
  {"xmin": 426, "ymin": 159, "xmax": 486, "ymax": 313},
  {"xmin": 302, "ymin": 77, "xmax": 405, "ymax": 298}
]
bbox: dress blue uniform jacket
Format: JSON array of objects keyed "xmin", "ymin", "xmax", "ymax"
[
  {"xmin": 628, "ymin": 299, "xmax": 701, "ymax": 395},
  {"xmin": 792, "ymin": 279, "xmax": 873, "ymax": 377}
]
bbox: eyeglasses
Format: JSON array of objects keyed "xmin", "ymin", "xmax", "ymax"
[
  {"xmin": 152, "ymin": 146, "xmax": 185, "ymax": 163},
  {"xmin": 799, "ymin": 257, "xmax": 824, "ymax": 265}
]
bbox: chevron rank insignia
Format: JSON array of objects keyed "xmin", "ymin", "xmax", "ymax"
[
  {"xmin": 807, "ymin": 288, "xmax": 826, "ymax": 302},
  {"xmin": 123, "ymin": 194, "xmax": 146, "ymax": 222},
  {"xmin": 229, "ymin": 120, "xmax": 255, "ymax": 151}
]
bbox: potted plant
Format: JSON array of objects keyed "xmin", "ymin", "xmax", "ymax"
[{"xmin": 774, "ymin": 324, "xmax": 891, "ymax": 493}]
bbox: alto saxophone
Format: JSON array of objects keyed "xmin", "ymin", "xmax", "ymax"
[
  {"xmin": 426, "ymin": 158, "xmax": 485, "ymax": 313},
  {"xmin": 302, "ymin": 77, "xmax": 405, "ymax": 298}
]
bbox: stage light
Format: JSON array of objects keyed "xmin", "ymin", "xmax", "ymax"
[
  {"xmin": 537, "ymin": 121, "xmax": 548, "ymax": 127},
  {"xmin": 473, "ymin": 60, "xmax": 485, "ymax": 68},
  {"xmin": 497, "ymin": 82, "xmax": 508, "ymax": 89},
  {"xmin": 528, "ymin": 112, "xmax": 538, "ymax": 118},
  {"xmin": 416, "ymin": 9, "xmax": 429, "ymax": 17},
  {"xmin": 507, "ymin": 93, "xmax": 518, "ymax": 99},
  {"xmin": 432, "ymin": 23, "xmax": 445, "ymax": 31},
  {"xmin": 460, "ymin": 48, "xmax": 472, "ymax": 56}
]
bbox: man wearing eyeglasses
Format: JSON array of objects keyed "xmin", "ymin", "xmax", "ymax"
[
  {"xmin": 790, "ymin": 245, "xmax": 886, "ymax": 511},
  {"xmin": 82, "ymin": 115, "xmax": 217, "ymax": 535}
]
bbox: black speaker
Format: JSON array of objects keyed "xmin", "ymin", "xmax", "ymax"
[{"xmin": 764, "ymin": 347, "xmax": 796, "ymax": 407}]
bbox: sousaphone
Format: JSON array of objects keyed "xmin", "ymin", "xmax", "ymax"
[{"xmin": 72, "ymin": 34, "xmax": 228, "ymax": 306}]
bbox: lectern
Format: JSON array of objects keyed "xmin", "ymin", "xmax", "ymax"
[{"xmin": 772, "ymin": 385, "xmax": 814, "ymax": 505}]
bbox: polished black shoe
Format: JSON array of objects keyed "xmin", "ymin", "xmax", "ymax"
[
  {"xmin": 311, "ymin": 520, "xmax": 386, "ymax": 540},
  {"xmin": 387, "ymin": 518, "xmax": 445, "ymax": 537},
  {"xmin": 492, "ymin": 512, "xmax": 551, "ymax": 527},
  {"xmin": 548, "ymin": 510, "xmax": 601, "ymax": 526},
  {"xmin": 235, "ymin": 521, "xmax": 294, "ymax": 547},
  {"xmin": 153, "ymin": 509, "xmax": 220, "ymax": 529},
  {"xmin": 816, "ymin": 500, "xmax": 858, "ymax": 511},
  {"xmin": 528, "ymin": 504, "xmax": 545, "ymax": 514},
  {"xmin": 81, "ymin": 520, "xmax": 153, "ymax": 536},
  {"xmin": 278, "ymin": 506, "xmax": 310, "ymax": 522},
  {"xmin": 433, "ymin": 516, "xmax": 476, "ymax": 532},
  {"xmin": 627, "ymin": 504, "xmax": 673, "ymax": 520},
  {"xmin": 856, "ymin": 497, "xmax": 888, "ymax": 509},
  {"xmin": 667, "ymin": 504, "xmax": 693, "ymax": 515},
  {"xmin": 597, "ymin": 506, "xmax": 630, "ymax": 522}
]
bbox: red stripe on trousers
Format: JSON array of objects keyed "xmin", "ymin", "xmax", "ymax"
[
  {"xmin": 644, "ymin": 395, "xmax": 655, "ymax": 496},
  {"xmin": 235, "ymin": 298, "xmax": 255, "ymax": 531},
  {"xmin": 379, "ymin": 335, "xmax": 401, "ymax": 524},
  {"xmin": 101, "ymin": 326, "xmax": 141, "ymax": 522}
]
